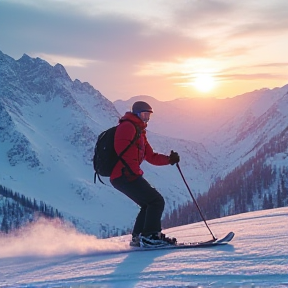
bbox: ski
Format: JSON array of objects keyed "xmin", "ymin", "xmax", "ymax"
[{"xmin": 131, "ymin": 231, "xmax": 235, "ymax": 252}]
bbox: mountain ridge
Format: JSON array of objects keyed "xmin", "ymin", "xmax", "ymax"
[
  {"xmin": 0, "ymin": 50, "xmax": 287, "ymax": 236},
  {"xmin": 0, "ymin": 51, "xmax": 216, "ymax": 236}
]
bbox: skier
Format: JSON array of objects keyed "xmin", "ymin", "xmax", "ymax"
[{"xmin": 110, "ymin": 101, "xmax": 180, "ymax": 247}]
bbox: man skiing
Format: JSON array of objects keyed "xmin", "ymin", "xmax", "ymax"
[{"xmin": 110, "ymin": 101, "xmax": 180, "ymax": 247}]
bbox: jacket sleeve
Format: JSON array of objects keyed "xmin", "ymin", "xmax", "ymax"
[
  {"xmin": 114, "ymin": 121, "xmax": 142, "ymax": 177},
  {"xmin": 144, "ymin": 138, "xmax": 170, "ymax": 166}
]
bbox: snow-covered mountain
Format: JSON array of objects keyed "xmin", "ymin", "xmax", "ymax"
[
  {"xmin": 114, "ymin": 91, "xmax": 266, "ymax": 143},
  {"xmin": 114, "ymin": 85, "xmax": 288, "ymax": 176},
  {"xmin": 0, "ymin": 51, "xmax": 216, "ymax": 236},
  {"xmin": 1, "ymin": 50, "xmax": 287, "ymax": 237}
]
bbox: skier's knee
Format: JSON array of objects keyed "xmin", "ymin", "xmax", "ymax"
[{"xmin": 154, "ymin": 193, "xmax": 165, "ymax": 211}]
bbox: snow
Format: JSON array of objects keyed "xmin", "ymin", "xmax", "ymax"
[
  {"xmin": 1, "ymin": 50, "xmax": 223, "ymax": 235},
  {"xmin": 0, "ymin": 207, "xmax": 287, "ymax": 287},
  {"xmin": 1, "ymin": 51, "xmax": 287, "ymax": 239},
  {"xmin": 0, "ymin": 52, "xmax": 287, "ymax": 287}
]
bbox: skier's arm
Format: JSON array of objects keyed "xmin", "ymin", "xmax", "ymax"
[{"xmin": 144, "ymin": 140, "xmax": 170, "ymax": 166}]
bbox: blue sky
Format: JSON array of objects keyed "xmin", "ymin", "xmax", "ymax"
[{"xmin": 1, "ymin": 0, "xmax": 288, "ymax": 101}]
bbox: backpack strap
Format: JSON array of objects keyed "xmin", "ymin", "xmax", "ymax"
[
  {"xmin": 96, "ymin": 172, "xmax": 105, "ymax": 185},
  {"xmin": 117, "ymin": 120, "xmax": 141, "ymax": 176},
  {"xmin": 95, "ymin": 120, "xmax": 140, "ymax": 185}
]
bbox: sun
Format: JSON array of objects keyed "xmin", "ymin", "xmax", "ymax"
[{"xmin": 193, "ymin": 74, "xmax": 216, "ymax": 93}]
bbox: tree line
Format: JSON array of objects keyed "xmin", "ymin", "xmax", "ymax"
[
  {"xmin": 0, "ymin": 184, "xmax": 63, "ymax": 233},
  {"xmin": 162, "ymin": 126, "xmax": 288, "ymax": 228}
]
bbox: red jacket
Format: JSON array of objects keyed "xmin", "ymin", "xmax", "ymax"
[{"xmin": 110, "ymin": 112, "xmax": 170, "ymax": 181}]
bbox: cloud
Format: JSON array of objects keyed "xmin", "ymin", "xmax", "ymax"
[
  {"xmin": 34, "ymin": 53, "xmax": 98, "ymax": 67},
  {"xmin": 1, "ymin": 0, "xmax": 286, "ymax": 64},
  {"xmin": 170, "ymin": 0, "xmax": 237, "ymax": 24},
  {"xmin": 214, "ymin": 61, "xmax": 288, "ymax": 82},
  {"xmin": 216, "ymin": 73, "xmax": 286, "ymax": 82},
  {"xmin": 254, "ymin": 63, "xmax": 288, "ymax": 68},
  {"xmin": 168, "ymin": 0, "xmax": 288, "ymax": 53},
  {"xmin": 224, "ymin": 2, "xmax": 288, "ymax": 39},
  {"xmin": 0, "ymin": 0, "xmax": 210, "ymax": 64},
  {"xmin": 0, "ymin": 0, "xmax": 287, "ymax": 100}
]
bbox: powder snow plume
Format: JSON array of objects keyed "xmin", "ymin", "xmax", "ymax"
[{"xmin": 0, "ymin": 218, "xmax": 127, "ymax": 258}]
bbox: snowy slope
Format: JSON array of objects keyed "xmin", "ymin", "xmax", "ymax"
[
  {"xmin": 0, "ymin": 51, "xmax": 216, "ymax": 236},
  {"xmin": 0, "ymin": 51, "xmax": 130, "ymax": 235},
  {"xmin": 1, "ymin": 50, "xmax": 287, "ymax": 237},
  {"xmin": 0, "ymin": 207, "xmax": 287, "ymax": 287}
]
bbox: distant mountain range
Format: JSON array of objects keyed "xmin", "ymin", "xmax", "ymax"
[
  {"xmin": 115, "ymin": 86, "xmax": 288, "ymax": 175},
  {"xmin": 1, "ymin": 50, "xmax": 287, "ymax": 236}
]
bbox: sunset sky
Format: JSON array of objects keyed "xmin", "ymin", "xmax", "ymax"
[{"xmin": 1, "ymin": 0, "xmax": 288, "ymax": 101}]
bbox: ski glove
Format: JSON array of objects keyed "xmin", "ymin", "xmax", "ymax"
[{"xmin": 169, "ymin": 150, "xmax": 180, "ymax": 165}]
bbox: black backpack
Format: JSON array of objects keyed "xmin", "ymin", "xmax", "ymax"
[{"xmin": 93, "ymin": 120, "xmax": 140, "ymax": 184}]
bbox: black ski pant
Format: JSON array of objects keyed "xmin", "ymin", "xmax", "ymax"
[{"xmin": 111, "ymin": 175, "xmax": 165, "ymax": 236}]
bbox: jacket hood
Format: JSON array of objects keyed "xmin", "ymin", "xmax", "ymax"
[{"xmin": 119, "ymin": 112, "xmax": 147, "ymax": 130}]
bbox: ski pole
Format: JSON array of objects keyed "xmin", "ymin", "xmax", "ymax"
[{"xmin": 176, "ymin": 163, "xmax": 217, "ymax": 241}]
